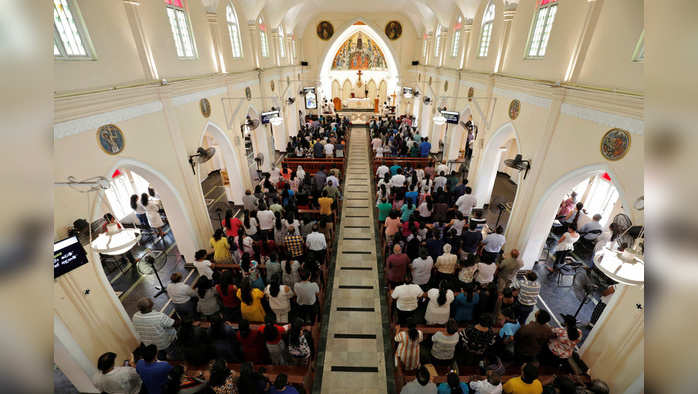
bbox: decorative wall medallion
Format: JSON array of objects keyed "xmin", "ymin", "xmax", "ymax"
[
  {"xmin": 97, "ymin": 124, "xmax": 125, "ymax": 155},
  {"xmin": 508, "ymin": 99, "xmax": 521, "ymax": 120},
  {"xmin": 443, "ymin": 80, "xmax": 448, "ymax": 92},
  {"xmin": 271, "ymin": 80, "xmax": 275, "ymax": 92},
  {"xmin": 317, "ymin": 21, "xmax": 334, "ymax": 40},
  {"xmin": 600, "ymin": 128, "xmax": 631, "ymax": 161},
  {"xmin": 468, "ymin": 87, "xmax": 474, "ymax": 101},
  {"xmin": 385, "ymin": 21, "xmax": 402, "ymax": 40},
  {"xmin": 199, "ymin": 98, "xmax": 211, "ymax": 118},
  {"xmin": 245, "ymin": 86, "xmax": 252, "ymax": 101}
]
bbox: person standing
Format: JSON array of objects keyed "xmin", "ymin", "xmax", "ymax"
[
  {"xmin": 425, "ymin": 281, "xmax": 455, "ymax": 325},
  {"xmin": 166, "ymin": 272, "xmax": 197, "ymax": 319},
  {"xmin": 192, "ymin": 249, "xmax": 214, "ymax": 280},
  {"xmin": 210, "ymin": 229, "xmax": 231, "ymax": 264},
  {"xmin": 305, "ymin": 224, "xmax": 328, "ymax": 265},
  {"xmin": 502, "ymin": 363, "xmax": 543, "ymax": 394},
  {"xmin": 135, "ymin": 344, "xmax": 172, "ymax": 394},
  {"xmin": 548, "ymin": 226, "xmax": 580, "ymax": 273},
  {"xmin": 430, "ymin": 319, "xmax": 460, "ymax": 366},
  {"xmin": 512, "ymin": 272, "xmax": 540, "ymax": 326},
  {"xmin": 394, "ymin": 321, "xmax": 423, "ymax": 372},
  {"xmin": 386, "ymin": 244, "xmax": 410, "ymax": 289},
  {"xmin": 481, "ymin": 226, "xmax": 506, "ymax": 263},
  {"xmin": 496, "ymin": 249, "xmax": 523, "ymax": 291},
  {"xmin": 257, "ymin": 203, "xmax": 276, "ymax": 242},
  {"xmin": 264, "ymin": 273, "xmax": 294, "ymax": 324},
  {"xmin": 410, "ymin": 248, "xmax": 434, "ymax": 290},
  {"xmin": 142, "ymin": 193, "xmax": 166, "ymax": 238},
  {"xmin": 131, "ymin": 298, "xmax": 176, "ymax": 360},
  {"xmin": 237, "ymin": 278, "xmax": 266, "ymax": 323},
  {"xmin": 401, "ymin": 366, "xmax": 438, "ymax": 393},
  {"xmin": 294, "ymin": 269, "xmax": 320, "ymax": 324},
  {"xmin": 514, "ymin": 310, "xmax": 555, "ymax": 363},
  {"xmin": 93, "ymin": 352, "xmax": 142, "ymax": 394},
  {"xmin": 243, "ymin": 189, "xmax": 259, "ymax": 212},
  {"xmin": 392, "ymin": 282, "xmax": 424, "ymax": 324}
]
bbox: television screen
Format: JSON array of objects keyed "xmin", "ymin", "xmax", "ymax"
[
  {"xmin": 402, "ymin": 87, "xmax": 413, "ymax": 96},
  {"xmin": 441, "ymin": 111, "xmax": 460, "ymax": 124},
  {"xmin": 260, "ymin": 110, "xmax": 280, "ymax": 124},
  {"xmin": 303, "ymin": 87, "xmax": 317, "ymax": 109},
  {"xmin": 54, "ymin": 236, "xmax": 89, "ymax": 278}
]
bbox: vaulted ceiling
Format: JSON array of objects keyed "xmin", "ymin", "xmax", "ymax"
[{"xmin": 200, "ymin": 0, "xmax": 521, "ymax": 36}]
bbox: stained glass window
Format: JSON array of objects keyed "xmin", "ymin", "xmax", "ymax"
[
  {"xmin": 226, "ymin": 3, "xmax": 243, "ymax": 58},
  {"xmin": 451, "ymin": 16, "xmax": 462, "ymax": 57},
  {"xmin": 527, "ymin": 0, "xmax": 558, "ymax": 57},
  {"xmin": 165, "ymin": 0, "xmax": 196, "ymax": 58},
  {"xmin": 53, "ymin": 0, "xmax": 93, "ymax": 58},
  {"xmin": 258, "ymin": 16, "xmax": 269, "ymax": 57},
  {"xmin": 478, "ymin": 1, "xmax": 495, "ymax": 57}
]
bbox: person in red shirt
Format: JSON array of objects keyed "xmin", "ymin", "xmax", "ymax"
[
  {"xmin": 235, "ymin": 319, "xmax": 265, "ymax": 363},
  {"xmin": 222, "ymin": 210, "xmax": 242, "ymax": 238},
  {"xmin": 258, "ymin": 316, "xmax": 287, "ymax": 365},
  {"xmin": 215, "ymin": 270, "xmax": 240, "ymax": 322},
  {"xmin": 385, "ymin": 244, "xmax": 410, "ymax": 289}
]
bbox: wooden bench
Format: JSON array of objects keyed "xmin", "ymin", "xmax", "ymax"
[{"xmin": 371, "ymin": 157, "xmax": 435, "ymax": 177}]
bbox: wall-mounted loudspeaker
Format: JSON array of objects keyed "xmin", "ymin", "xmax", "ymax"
[
  {"xmin": 411, "ymin": 60, "xmax": 419, "ymax": 66},
  {"xmin": 300, "ymin": 61, "xmax": 309, "ymax": 66}
]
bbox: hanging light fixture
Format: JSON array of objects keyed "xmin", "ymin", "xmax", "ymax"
[{"xmin": 432, "ymin": 114, "xmax": 446, "ymax": 125}]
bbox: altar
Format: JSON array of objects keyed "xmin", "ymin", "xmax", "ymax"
[{"xmin": 344, "ymin": 98, "xmax": 373, "ymax": 109}]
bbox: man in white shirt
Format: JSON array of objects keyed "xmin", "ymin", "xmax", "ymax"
[
  {"xmin": 481, "ymin": 226, "xmax": 506, "ymax": 263},
  {"xmin": 256, "ymin": 204, "xmax": 276, "ymax": 241},
  {"xmin": 371, "ymin": 136, "xmax": 383, "ymax": 151},
  {"xmin": 324, "ymin": 141, "xmax": 335, "ymax": 157},
  {"xmin": 166, "ymin": 272, "xmax": 196, "ymax": 318},
  {"xmin": 436, "ymin": 161, "xmax": 449, "ymax": 176},
  {"xmin": 434, "ymin": 172, "xmax": 448, "ymax": 191},
  {"xmin": 306, "ymin": 225, "xmax": 327, "ymax": 264},
  {"xmin": 391, "ymin": 283, "xmax": 424, "ymax": 324},
  {"xmin": 376, "ymin": 164, "xmax": 390, "ymax": 179},
  {"xmin": 294, "ymin": 269, "xmax": 320, "ymax": 324},
  {"xmin": 469, "ymin": 370, "xmax": 503, "ymax": 394},
  {"xmin": 410, "ymin": 249, "xmax": 434, "ymax": 290},
  {"xmin": 132, "ymin": 298, "xmax": 176, "ymax": 358},
  {"xmin": 93, "ymin": 352, "xmax": 142, "ymax": 394},
  {"xmin": 455, "ymin": 187, "xmax": 476, "ymax": 217},
  {"xmin": 193, "ymin": 249, "xmax": 214, "ymax": 280},
  {"xmin": 390, "ymin": 168, "xmax": 406, "ymax": 189}
]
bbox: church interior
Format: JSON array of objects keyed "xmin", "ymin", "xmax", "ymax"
[{"xmin": 51, "ymin": 0, "xmax": 644, "ymax": 393}]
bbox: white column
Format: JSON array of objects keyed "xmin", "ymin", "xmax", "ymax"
[
  {"xmin": 206, "ymin": 12, "xmax": 225, "ymax": 73},
  {"xmin": 494, "ymin": 9, "xmax": 517, "ymax": 73},
  {"xmin": 445, "ymin": 124, "xmax": 464, "ymax": 162},
  {"xmin": 564, "ymin": 0, "xmax": 605, "ymax": 82},
  {"xmin": 252, "ymin": 125, "xmax": 273, "ymax": 172}
]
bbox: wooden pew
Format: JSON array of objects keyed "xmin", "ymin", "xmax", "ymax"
[{"xmin": 371, "ymin": 157, "xmax": 435, "ymax": 176}]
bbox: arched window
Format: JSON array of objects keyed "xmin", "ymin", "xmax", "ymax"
[
  {"xmin": 165, "ymin": 0, "xmax": 196, "ymax": 58},
  {"xmin": 422, "ymin": 36, "xmax": 428, "ymax": 59},
  {"xmin": 527, "ymin": 0, "xmax": 558, "ymax": 57},
  {"xmin": 291, "ymin": 38, "xmax": 297, "ymax": 59},
  {"xmin": 53, "ymin": 0, "xmax": 94, "ymax": 59},
  {"xmin": 434, "ymin": 25, "xmax": 443, "ymax": 58},
  {"xmin": 451, "ymin": 15, "xmax": 463, "ymax": 57},
  {"xmin": 478, "ymin": 1, "xmax": 495, "ymax": 57},
  {"xmin": 278, "ymin": 25, "xmax": 285, "ymax": 58},
  {"xmin": 226, "ymin": 2, "xmax": 243, "ymax": 58},
  {"xmin": 258, "ymin": 16, "xmax": 269, "ymax": 57}
]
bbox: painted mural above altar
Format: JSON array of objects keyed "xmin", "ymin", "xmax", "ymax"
[{"xmin": 331, "ymin": 32, "xmax": 387, "ymax": 71}]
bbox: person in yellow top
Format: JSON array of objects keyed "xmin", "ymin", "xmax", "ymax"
[
  {"xmin": 237, "ymin": 278, "xmax": 266, "ymax": 323},
  {"xmin": 318, "ymin": 190, "xmax": 334, "ymax": 218},
  {"xmin": 503, "ymin": 363, "xmax": 543, "ymax": 394},
  {"xmin": 210, "ymin": 229, "xmax": 231, "ymax": 263}
]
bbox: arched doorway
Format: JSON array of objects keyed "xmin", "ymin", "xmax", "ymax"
[
  {"xmin": 472, "ymin": 122, "xmax": 521, "ymax": 211},
  {"xmin": 93, "ymin": 159, "xmax": 199, "ymax": 312},
  {"xmin": 197, "ymin": 121, "xmax": 245, "ymax": 231},
  {"xmin": 520, "ymin": 164, "xmax": 627, "ymax": 267}
]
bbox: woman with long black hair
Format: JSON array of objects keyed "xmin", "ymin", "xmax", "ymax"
[
  {"xmin": 222, "ymin": 209, "xmax": 242, "ymax": 238},
  {"xmin": 287, "ymin": 317, "xmax": 312, "ymax": 367},
  {"xmin": 259, "ymin": 315, "xmax": 287, "ymax": 365},
  {"xmin": 264, "ymin": 273, "xmax": 293, "ymax": 323},
  {"xmin": 141, "ymin": 193, "xmax": 166, "ymax": 238},
  {"xmin": 236, "ymin": 277, "xmax": 265, "ymax": 323},
  {"xmin": 215, "ymin": 270, "xmax": 239, "ymax": 322},
  {"xmin": 130, "ymin": 194, "xmax": 149, "ymax": 228},
  {"xmin": 210, "ymin": 228, "xmax": 231, "ymax": 264},
  {"xmin": 424, "ymin": 280, "xmax": 454, "ymax": 325}
]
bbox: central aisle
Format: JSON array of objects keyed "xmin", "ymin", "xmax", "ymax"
[{"xmin": 319, "ymin": 126, "xmax": 388, "ymax": 393}]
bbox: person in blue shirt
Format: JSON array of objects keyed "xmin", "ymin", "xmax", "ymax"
[
  {"xmin": 437, "ymin": 372, "xmax": 469, "ymax": 393},
  {"xmin": 453, "ymin": 285, "xmax": 479, "ymax": 323},
  {"xmin": 497, "ymin": 308, "xmax": 521, "ymax": 356},
  {"xmin": 269, "ymin": 373, "xmax": 300, "ymax": 394},
  {"xmin": 419, "ymin": 137, "xmax": 432, "ymax": 157},
  {"xmin": 390, "ymin": 164, "xmax": 402, "ymax": 175},
  {"xmin": 405, "ymin": 185, "xmax": 419, "ymax": 205},
  {"xmin": 135, "ymin": 344, "xmax": 172, "ymax": 394}
]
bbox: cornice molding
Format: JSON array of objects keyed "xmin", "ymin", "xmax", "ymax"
[
  {"xmin": 493, "ymin": 87, "xmax": 552, "ymax": 108},
  {"xmin": 561, "ymin": 103, "xmax": 644, "ymax": 135},
  {"xmin": 54, "ymin": 101, "xmax": 163, "ymax": 140}
]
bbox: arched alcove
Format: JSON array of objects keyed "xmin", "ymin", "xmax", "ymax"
[
  {"xmin": 199, "ymin": 121, "xmax": 245, "ymax": 205},
  {"xmin": 473, "ymin": 122, "xmax": 521, "ymax": 208},
  {"xmin": 519, "ymin": 164, "xmax": 629, "ymax": 267},
  {"xmin": 319, "ymin": 21, "xmax": 400, "ymax": 98}
]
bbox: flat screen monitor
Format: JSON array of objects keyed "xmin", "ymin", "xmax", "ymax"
[
  {"xmin": 441, "ymin": 111, "xmax": 460, "ymax": 124},
  {"xmin": 260, "ymin": 110, "xmax": 280, "ymax": 124},
  {"xmin": 402, "ymin": 87, "xmax": 413, "ymax": 96},
  {"xmin": 54, "ymin": 236, "xmax": 89, "ymax": 278},
  {"xmin": 303, "ymin": 87, "xmax": 317, "ymax": 109}
]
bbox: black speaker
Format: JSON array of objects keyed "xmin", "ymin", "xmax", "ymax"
[
  {"xmin": 411, "ymin": 60, "xmax": 419, "ymax": 66},
  {"xmin": 301, "ymin": 61, "xmax": 308, "ymax": 66}
]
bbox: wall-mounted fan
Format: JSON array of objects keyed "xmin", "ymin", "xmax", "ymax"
[
  {"xmin": 245, "ymin": 116, "xmax": 260, "ymax": 130},
  {"xmin": 504, "ymin": 154, "xmax": 532, "ymax": 179},
  {"xmin": 423, "ymin": 96, "xmax": 432, "ymax": 105},
  {"xmin": 188, "ymin": 146, "xmax": 216, "ymax": 174},
  {"xmin": 287, "ymin": 97, "xmax": 295, "ymax": 105}
]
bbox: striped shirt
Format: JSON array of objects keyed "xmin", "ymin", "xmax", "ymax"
[
  {"xmin": 132, "ymin": 311, "xmax": 176, "ymax": 350},
  {"xmin": 514, "ymin": 278, "xmax": 540, "ymax": 306},
  {"xmin": 394, "ymin": 330, "xmax": 423, "ymax": 371}
]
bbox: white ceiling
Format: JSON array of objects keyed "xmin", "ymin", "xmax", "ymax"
[{"xmin": 201, "ymin": 0, "xmax": 520, "ymax": 36}]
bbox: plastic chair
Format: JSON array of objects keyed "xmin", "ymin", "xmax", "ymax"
[{"xmin": 556, "ymin": 256, "xmax": 584, "ymax": 287}]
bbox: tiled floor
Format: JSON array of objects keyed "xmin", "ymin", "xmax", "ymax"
[{"xmin": 319, "ymin": 126, "xmax": 389, "ymax": 393}]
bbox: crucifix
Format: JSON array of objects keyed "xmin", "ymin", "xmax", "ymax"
[{"xmin": 356, "ymin": 70, "xmax": 363, "ymax": 88}]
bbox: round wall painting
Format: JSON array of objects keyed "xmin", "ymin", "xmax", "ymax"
[
  {"xmin": 468, "ymin": 87, "xmax": 474, "ymax": 101},
  {"xmin": 600, "ymin": 128, "xmax": 631, "ymax": 161},
  {"xmin": 508, "ymin": 99, "xmax": 521, "ymax": 120},
  {"xmin": 245, "ymin": 87, "xmax": 252, "ymax": 101},
  {"xmin": 317, "ymin": 21, "xmax": 334, "ymax": 40},
  {"xmin": 200, "ymin": 98, "xmax": 211, "ymax": 118},
  {"xmin": 97, "ymin": 124, "xmax": 125, "ymax": 155},
  {"xmin": 385, "ymin": 21, "xmax": 402, "ymax": 40}
]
